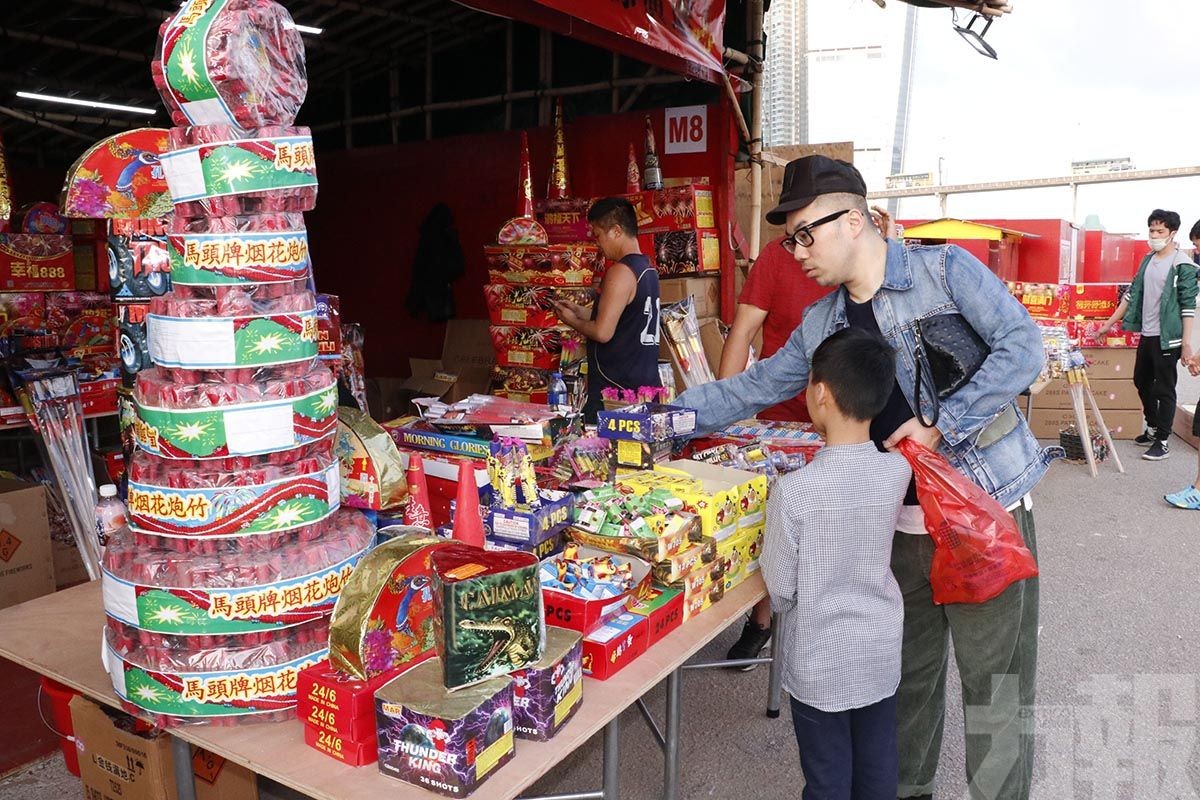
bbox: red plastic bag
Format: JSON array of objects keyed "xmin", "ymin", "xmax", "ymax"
[{"xmin": 898, "ymin": 439, "xmax": 1038, "ymax": 605}]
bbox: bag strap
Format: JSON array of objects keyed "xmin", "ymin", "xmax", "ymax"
[{"xmin": 913, "ymin": 337, "xmax": 941, "ymax": 428}]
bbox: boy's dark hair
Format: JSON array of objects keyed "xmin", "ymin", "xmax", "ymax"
[
  {"xmin": 810, "ymin": 328, "xmax": 895, "ymax": 422},
  {"xmin": 1148, "ymin": 209, "xmax": 1181, "ymax": 232},
  {"xmin": 1189, "ymin": 219, "xmax": 1200, "ymax": 241},
  {"xmin": 587, "ymin": 197, "xmax": 638, "ymax": 237}
]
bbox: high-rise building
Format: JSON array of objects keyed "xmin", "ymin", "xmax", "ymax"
[{"xmin": 762, "ymin": 0, "xmax": 807, "ymax": 148}]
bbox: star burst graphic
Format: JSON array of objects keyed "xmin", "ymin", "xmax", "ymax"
[
  {"xmin": 216, "ymin": 157, "xmax": 265, "ymax": 192},
  {"xmin": 249, "ymin": 331, "xmax": 287, "ymax": 355},
  {"xmin": 133, "ymin": 683, "xmax": 165, "ymax": 704},
  {"xmin": 315, "ymin": 389, "xmax": 337, "ymax": 414},
  {"xmin": 171, "ymin": 420, "xmax": 211, "ymax": 442},
  {"xmin": 148, "ymin": 605, "xmax": 187, "ymax": 626},
  {"xmin": 175, "ymin": 40, "xmax": 204, "ymax": 91},
  {"xmin": 264, "ymin": 502, "xmax": 310, "ymax": 530}
]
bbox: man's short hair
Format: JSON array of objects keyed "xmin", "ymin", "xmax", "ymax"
[
  {"xmin": 810, "ymin": 327, "xmax": 896, "ymax": 422},
  {"xmin": 588, "ymin": 197, "xmax": 638, "ymax": 237},
  {"xmin": 1148, "ymin": 209, "xmax": 1181, "ymax": 232},
  {"xmin": 1188, "ymin": 219, "xmax": 1200, "ymax": 240},
  {"xmin": 823, "ymin": 192, "xmax": 871, "ymax": 217}
]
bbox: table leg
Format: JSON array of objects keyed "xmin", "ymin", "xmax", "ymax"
[
  {"xmin": 662, "ymin": 668, "xmax": 682, "ymax": 800},
  {"xmin": 171, "ymin": 735, "xmax": 196, "ymax": 800},
  {"xmin": 603, "ymin": 716, "xmax": 620, "ymax": 800},
  {"xmin": 766, "ymin": 612, "xmax": 783, "ymax": 719}
]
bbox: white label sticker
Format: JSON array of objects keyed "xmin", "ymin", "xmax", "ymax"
[
  {"xmin": 493, "ymin": 514, "xmax": 532, "ymax": 542},
  {"xmin": 160, "ymin": 148, "xmax": 208, "ymax": 202},
  {"xmin": 147, "ymin": 315, "xmax": 236, "ymax": 367},
  {"xmin": 223, "ymin": 403, "xmax": 295, "ymax": 454},
  {"xmin": 180, "ymin": 97, "xmax": 236, "ymax": 127},
  {"xmin": 664, "ymin": 105, "xmax": 708, "ymax": 154}
]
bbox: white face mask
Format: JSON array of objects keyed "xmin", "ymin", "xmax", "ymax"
[{"xmin": 1149, "ymin": 237, "xmax": 1171, "ymax": 252}]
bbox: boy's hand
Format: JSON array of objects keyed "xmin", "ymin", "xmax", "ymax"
[
  {"xmin": 884, "ymin": 417, "xmax": 942, "ymax": 451},
  {"xmin": 1189, "ymin": 356, "xmax": 1200, "ymax": 377}
]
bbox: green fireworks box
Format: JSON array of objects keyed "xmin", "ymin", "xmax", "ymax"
[{"xmin": 431, "ymin": 545, "xmax": 545, "ymax": 690}]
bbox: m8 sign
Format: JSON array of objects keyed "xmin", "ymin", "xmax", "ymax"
[{"xmin": 664, "ymin": 106, "xmax": 707, "ymax": 154}]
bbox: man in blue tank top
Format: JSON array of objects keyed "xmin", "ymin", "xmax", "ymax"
[{"xmin": 552, "ymin": 196, "xmax": 662, "ymax": 422}]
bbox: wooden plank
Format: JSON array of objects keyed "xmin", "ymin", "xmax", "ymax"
[{"xmin": 0, "ymin": 577, "xmax": 766, "ymax": 800}]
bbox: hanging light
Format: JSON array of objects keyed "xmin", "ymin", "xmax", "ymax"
[
  {"xmin": 952, "ymin": 10, "xmax": 998, "ymax": 59},
  {"xmin": 15, "ymin": 91, "xmax": 156, "ymax": 115},
  {"xmin": 293, "ymin": 24, "xmax": 324, "ymax": 35}
]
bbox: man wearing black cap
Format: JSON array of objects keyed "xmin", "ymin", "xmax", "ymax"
[{"xmin": 676, "ymin": 155, "xmax": 1056, "ymax": 800}]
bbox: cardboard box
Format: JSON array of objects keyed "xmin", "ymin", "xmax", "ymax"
[
  {"xmin": 719, "ymin": 526, "xmax": 764, "ymax": 592},
  {"xmin": 52, "ymin": 537, "xmax": 90, "ymax": 590},
  {"xmin": 1031, "ymin": 378, "xmax": 1141, "ymax": 411},
  {"xmin": 484, "ymin": 243, "xmax": 602, "ymax": 286},
  {"xmin": 71, "ymin": 696, "xmax": 258, "ymax": 800},
  {"xmin": 487, "ymin": 490, "xmax": 574, "ymax": 547},
  {"xmin": 1024, "ymin": 407, "xmax": 1144, "ymax": 440},
  {"xmin": 0, "ymin": 292, "xmax": 45, "ymax": 336},
  {"xmin": 400, "ymin": 319, "xmax": 494, "ymax": 407},
  {"xmin": 581, "ymin": 612, "xmax": 649, "ymax": 680},
  {"xmin": 0, "ymin": 480, "xmax": 54, "ymax": 610},
  {"xmin": 660, "ymin": 275, "xmax": 720, "ymax": 319},
  {"xmin": 664, "ymin": 460, "xmax": 768, "ymax": 528},
  {"xmin": 297, "ymin": 659, "xmax": 397, "ymax": 741},
  {"xmin": 627, "ymin": 586, "xmax": 684, "ymax": 647},
  {"xmin": 1173, "ymin": 402, "xmax": 1198, "ymax": 449},
  {"xmin": 627, "ymin": 185, "xmax": 715, "ymax": 234},
  {"xmin": 1080, "ymin": 348, "xmax": 1138, "ymax": 380},
  {"xmin": 597, "ymin": 403, "xmax": 697, "ymax": 443},
  {"xmin": 641, "ymin": 229, "xmax": 721, "ymax": 277}
]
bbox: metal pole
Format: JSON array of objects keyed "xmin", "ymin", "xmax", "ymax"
[
  {"xmin": 170, "ymin": 736, "xmax": 197, "ymax": 800},
  {"xmin": 887, "ymin": 5, "xmax": 919, "ymax": 217},
  {"xmin": 603, "ymin": 716, "xmax": 620, "ymax": 800},
  {"xmin": 766, "ymin": 612, "xmax": 784, "ymax": 718},
  {"xmin": 538, "ymin": 29, "xmax": 552, "ymax": 126},
  {"xmin": 663, "ymin": 668, "xmax": 683, "ymax": 800},
  {"xmin": 389, "ymin": 64, "xmax": 400, "ymax": 144},
  {"xmin": 342, "ymin": 72, "xmax": 352, "ymax": 150},
  {"xmin": 748, "ymin": 0, "xmax": 765, "ymax": 257},
  {"xmin": 505, "ymin": 20, "xmax": 514, "ymax": 130},
  {"xmin": 425, "ymin": 33, "xmax": 434, "ymax": 140}
]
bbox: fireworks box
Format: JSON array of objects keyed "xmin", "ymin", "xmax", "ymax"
[
  {"xmin": 431, "ymin": 545, "xmax": 544, "ymax": 689},
  {"xmin": 484, "ymin": 243, "xmax": 602, "ymax": 287},
  {"xmin": 1007, "ymin": 281, "xmax": 1069, "ymax": 321},
  {"xmin": 664, "ymin": 460, "xmax": 768, "ymax": 529},
  {"xmin": 626, "ymin": 184, "xmax": 715, "ymax": 234},
  {"xmin": 375, "ymin": 659, "xmax": 515, "ymax": 797},
  {"xmin": 1069, "ymin": 283, "xmax": 1128, "ymax": 319},
  {"xmin": 627, "ymin": 585, "xmax": 684, "ymax": 647},
  {"xmin": 1031, "ymin": 378, "xmax": 1141, "ymax": 411},
  {"xmin": 45, "ymin": 291, "xmax": 116, "ymax": 356},
  {"xmin": 617, "ymin": 467, "xmax": 739, "ymax": 542},
  {"xmin": 660, "ymin": 275, "xmax": 720, "ymax": 319},
  {"xmin": 510, "ymin": 625, "xmax": 583, "ymax": 741},
  {"xmin": 489, "ymin": 366, "xmax": 551, "ymax": 405},
  {"xmin": 0, "ymin": 234, "xmax": 74, "ymax": 290},
  {"xmin": 386, "ymin": 418, "xmax": 494, "ymax": 461},
  {"xmin": 0, "ymin": 292, "xmax": 44, "ymax": 336},
  {"xmin": 1079, "ymin": 347, "xmax": 1138, "ymax": 380},
  {"xmin": 640, "ymin": 229, "xmax": 721, "ymax": 277},
  {"xmin": 540, "ymin": 546, "xmax": 652, "ymax": 636},
  {"xmin": 298, "ymin": 659, "xmax": 405, "ymax": 742},
  {"xmin": 304, "ymin": 725, "xmax": 377, "ymax": 767},
  {"xmin": 487, "ymin": 489, "xmax": 574, "ymax": 548},
  {"xmin": 650, "ymin": 540, "xmax": 716, "ymax": 585},
  {"xmin": 682, "ymin": 578, "xmax": 724, "ymax": 622},
  {"xmin": 539, "ymin": 208, "xmax": 591, "ymax": 244},
  {"xmin": 0, "ymin": 479, "xmax": 54, "ymax": 611},
  {"xmin": 581, "ymin": 611, "xmax": 648, "ymax": 680},
  {"xmin": 1071, "ymin": 319, "xmax": 1140, "ymax": 348},
  {"xmin": 490, "ymin": 325, "xmax": 585, "ymax": 370},
  {"xmin": 317, "ymin": 293, "xmax": 342, "ymax": 360},
  {"xmin": 597, "ymin": 402, "xmax": 697, "ymax": 443},
  {"xmin": 610, "ymin": 438, "xmax": 675, "ymax": 471},
  {"xmin": 486, "ymin": 529, "xmax": 567, "ymax": 562},
  {"xmin": 107, "ymin": 218, "xmax": 171, "ymax": 301},
  {"xmin": 71, "ymin": 696, "xmax": 258, "ymax": 800},
  {"xmin": 117, "ymin": 302, "xmax": 151, "ymax": 384},
  {"xmin": 719, "ymin": 525, "xmax": 764, "ymax": 592},
  {"xmin": 1025, "ymin": 407, "xmax": 1143, "ymax": 440}
]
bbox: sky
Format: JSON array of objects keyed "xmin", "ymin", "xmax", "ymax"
[{"xmin": 805, "ymin": 1, "xmax": 1200, "ymax": 235}]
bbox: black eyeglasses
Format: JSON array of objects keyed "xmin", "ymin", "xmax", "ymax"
[{"xmin": 781, "ymin": 209, "xmax": 852, "ymax": 253}]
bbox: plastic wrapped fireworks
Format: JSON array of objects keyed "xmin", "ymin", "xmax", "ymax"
[
  {"xmin": 539, "ymin": 543, "xmax": 637, "ymax": 600},
  {"xmin": 126, "ymin": 440, "xmax": 340, "ymax": 537},
  {"xmin": 335, "ymin": 407, "xmax": 408, "ymax": 511},
  {"xmin": 661, "ymin": 297, "xmax": 716, "ymax": 387},
  {"xmin": 103, "ymin": 615, "xmax": 328, "ymax": 726},
  {"xmin": 146, "ymin": 286, "xmax": 318, "ymax": 370},
  {"xmin": 161, "ymin": 125, "xmax": 317, "ymax": 217},
  {"xmin": 102, "ymin": 508, "xmax": 373, "ymax": 633},
  {"xmin": 487, "ymin": 437, "xmax": 540, "ymax": 510},
  {"xmin": 133, "ymin": 361, "xmax": 336, "ymax": 459},
  {"xmin": 152, "ymin": 0, "xmax": 307, "ymax": 130},
  {"xmin": 168, "ymin": 213, "xmax": 310, "ymax": 286}
]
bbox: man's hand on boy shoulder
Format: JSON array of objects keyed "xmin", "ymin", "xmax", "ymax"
[{"xmin": 884, "ymin": 418, "xmax": 942, "ymax": 451}]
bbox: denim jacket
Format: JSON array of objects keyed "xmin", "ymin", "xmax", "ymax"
[{"xmin": 677, "ymin": 239, "xmax": 1059, "ymax": 508}]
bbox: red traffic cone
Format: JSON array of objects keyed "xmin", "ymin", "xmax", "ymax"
[
  {"xmin": 403, "ymin": 453, "xmax": 432, "ymax": 529},
  {"xmin": 451, "ymin": 460, "xmax": 486, "ymax": 548},
  {"xmin": 625, "ymin": 142, "xmax": 640, "ymax": 194}
]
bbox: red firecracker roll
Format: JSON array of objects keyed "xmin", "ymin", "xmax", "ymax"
[{"xmin": 105, "ymin": 616, "xmax": 329, "ymax": 674}]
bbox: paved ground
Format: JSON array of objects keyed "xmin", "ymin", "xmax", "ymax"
[{"xmin": 6, "ymin": 375, "xmax": 1200, "ymax": 799}]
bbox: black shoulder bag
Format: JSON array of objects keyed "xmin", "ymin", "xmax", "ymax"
[{"xmin": 912, "ymin": 314, "xmax": 991, "ymax": 427}]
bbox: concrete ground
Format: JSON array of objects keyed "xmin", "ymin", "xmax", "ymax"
[{"xmin": 6, "ymin": 373, "xmax": 1200, "ymax": 800}]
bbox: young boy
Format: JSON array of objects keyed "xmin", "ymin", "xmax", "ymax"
[{"xmin": 760, "ymin": 327, "xmax": 911, "ymax": 800}]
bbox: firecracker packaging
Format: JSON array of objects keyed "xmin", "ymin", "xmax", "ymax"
[
  {"xmin": 152, "ymin": 0, "xmax": 307, "ymax": 130},
  {"xmin": 44, "ymin": 292, "xmax": 117, "ymax": 356},
  {"xmin": 1068, "ymin": 283, "xmax": 1129, "ymax": 320},
  {"xmin": 0, "ymin": 130, "xmax": 10, "ymax": 229},
  {"xmin": 718, "ymin": 525, "xmax": 764, "ymax": 592},
  {"xmin": 375, "ymin": 659, "xmax": 515, "ymax": 797},
  {"xmin": 642, "ymin": 229, "xmax": 721, "ymax": 277},
  {"xmin": 168, "ymin": 213, "xmax": 310, "ymax": 285},
  {"xmin": 488, "ymin": 366, "xmax": 552, "ymax": 404},
  {"xmin": 304, "ymin": 724, "xmax": 379, "ymax": 767},
  {"xmin": 484, "ymin": 243, "xmax": 603, "ymax": 286},
  {"xmin": 336, "ymin": 406, "xmax": 409, "ymax": 511},
  {"xmin": 539, "ymin": 544, "xmax": 652, "ymax": 635},
  {"xmin": 509, "ymin": 625, "xmax": 582, "ymax": 741},
  {"xmin": 0, "ymin": 292, "xmax": 44, "ymax": 335},
  {"xmin": 160, "ymin": 125, "xmax": 317, "ymax": 218},
  {"xmin": 496, "ymin": 132, "xmax": 548, "ymax": 247},
  {"xmin": 430, "ymin": 544, "xmax": 544, "ymax": 689},
  {"xmin": 299, "ymin": 659, "xmax": 397, "ymax": 741},
  {"xmin": 489, "ymin": 325, "xmax": 585, "ymax": 370},
  {"xmin": 628, "ymin": 585, "xmax": 684, "ymax": 647},
  {"xmin": 61, "ymin": 129, "xmax": 172, "ymax": 219},
  {"xmin": 1006, "ymin": 281, "xmax": 1070, "ymax": 321},
  {"xmin": 316, "ymin": 293, "xmax": 342, "ymax": 360},
  {"xmin": 108, "ymin": 217, "xmax": 172, "ymax": 301},
  {"xmin": 580, "ymin": 611, "xmax": 648, "ymax": 680},
  {"xmin": 664, "ymin": 460, "xmax": 768, "ymax": 529},
  {"xmin": 483, "ymin": 284, "xmax": 592, "ymax": 327},
  {"xmin": 328, "ymin": 533, "xmax": 449, "ymax": 680},
  {"xmin": 0, "ymin": 233, "xmax": 74, "ymax": 290},
  {"xmin": 625, "ymin": 184, "xmax": 715, "ymax": 234},
  {"xmin": 133, "ymin": 361, "xmax": 336, "ymax": 458}
]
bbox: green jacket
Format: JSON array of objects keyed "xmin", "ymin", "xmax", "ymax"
[{"xmin": 1121, "ymin": 248, "xmax": 1198, "ymax": 352}]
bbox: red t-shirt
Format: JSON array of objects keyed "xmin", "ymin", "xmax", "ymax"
[{"xmin": 738, "ymin": 236, "xmax": 832, "ymax": 421}]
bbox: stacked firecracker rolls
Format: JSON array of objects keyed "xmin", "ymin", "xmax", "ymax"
[{"xmin": 100, "ymin": 0, "xmax": 371, "ymax": 726}]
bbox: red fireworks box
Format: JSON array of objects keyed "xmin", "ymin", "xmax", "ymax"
[
  {"xmin": 298, "ymin": 659, "xmax": 404, "ymax": 741},
  {"xmin": 1068, "ymin": 283, "xmax": 1127, "ymax": 320},
  {"xmin": 627, "ymin": 585, "xmax": 684, "ymax": 647},
  {"xmin": 304, "ymin": 725, "xmax": 377, "ymax": 767},
  {"xmin": 580, "ymin": 612, "xmax": 648, "ymax": 681},
  {"xmin": 639, "ymin": 229, "xmax": 721, "ymax": 277},
  {"xmin": 626, "ymin": 184, "xmax": 715, "ymax": 235},
  {"xmin": 1006, "ymin": 281, "xmax": 1069, "ymax": 321}
]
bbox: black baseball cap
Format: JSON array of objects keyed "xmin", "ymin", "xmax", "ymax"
[{"xmin": 766, "ymin": 155, "xmax": 867, "ymax": 226}]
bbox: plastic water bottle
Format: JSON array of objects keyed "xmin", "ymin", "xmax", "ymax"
[
  {"xmin": 95, "ymin": 484, "xmax": 127, "ymax": 551},
  {"xmin": 547, "ymin": 372, "xmax": 568, "ymax": 411}
]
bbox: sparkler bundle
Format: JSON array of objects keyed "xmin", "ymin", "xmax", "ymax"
[{"xmin": 101, "ymin": 0, "xmax": 362, "ymax": 726}]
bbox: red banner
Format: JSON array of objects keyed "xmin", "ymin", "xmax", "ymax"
[{"xmin": 458, "ymin": 0, "xmax": 728, "ymax": 85}]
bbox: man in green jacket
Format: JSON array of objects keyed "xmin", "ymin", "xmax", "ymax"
[{"xmin": 1097, "ymin": 209, "xmax": 1198, "ymax": 462}]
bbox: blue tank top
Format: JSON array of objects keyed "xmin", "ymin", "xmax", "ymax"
[{"xmin": 588, "ymin": 254, "xmax": 662, "ymax": 402}]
